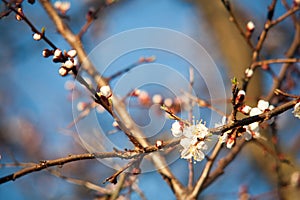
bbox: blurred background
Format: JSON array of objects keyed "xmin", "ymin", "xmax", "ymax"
[{"xmin": 0, "ymin": 0, "xmax": 300, "ymax": 199}]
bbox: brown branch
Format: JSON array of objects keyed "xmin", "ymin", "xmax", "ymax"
[
  {"xmin": 201, "ymin": 138, "xmax": 246, "ymax": 190},
  {"xmin": 2, "ymin": 0, "xmax": 57, "ymax": 49},
  {"xmin": 221, "ymin": 0, "xmax": 254, "ymax": 49},
  {"xmin": 48, "ymin": 169, "xmax": 111, "ymax": 194},
  {"xmin": 242, "ymin": 0, "xmax": 278, "ymax": 91},
  {"xmin": 270, "ymin": 5, "xmax": 300, "ymax": 27},
  {"xmin": 210, "ymin": 98, "xmax": 299, "ymax": 134},
  {"xmin": 266, "ymin": 23, "xmax": 300, "ymax": 101},
  {"xmin": 190, "ymin": 140, "xmax": 223, "ymax": 198},
  {"xmin": 251, "ymin": 58, "xmax": 300, "ymax": 69},
  {"xmin": 0, "ymin": 138, "xmax": 180, "ymax": 185}
]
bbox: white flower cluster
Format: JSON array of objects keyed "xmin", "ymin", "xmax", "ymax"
[
  {"xmin": 171, "ymin": 121, "xmax": 211, "ymax": 162},
  {"xmin": 293, "ymin": 102, "xmax": 300, "ymax": 119},
  {"xmin": 243, "ymin": 100, "xmax": 274, "ymax": 141}
]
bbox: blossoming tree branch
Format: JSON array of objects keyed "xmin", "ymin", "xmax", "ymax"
[{"xmin": 1, "ymin": 0, "xmax": 300, "ymax": 199}]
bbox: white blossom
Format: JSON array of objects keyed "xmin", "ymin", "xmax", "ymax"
[
  {"xmin": 249, "ymin": 107, "xmax": 263, "ymax": 116},
  {"xmin": 171, "ymin": 121, "xmax": 183, "ymax": 137},
  {"xmin": 179, "ymin": 121, "xmax": 211, "ymax": 162},
  {"xmin": 180, "ymin": 136, "xmax": 207, "ymax": 162},
  {"xmin": 241, "ymin": 105, "xmax": 252, "ymax": 115},
  {"xmin": 244, "ymin": 125, "xmax": 260, "ymax": 141},
  {"xmin": 257, "ymin": 99, "xmax": 269, "ymax": 111},
  {"xmin": 293, "ymin": 102, "xmax": 300, "ymax": 119}
]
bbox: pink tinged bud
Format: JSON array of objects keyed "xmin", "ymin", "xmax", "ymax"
[
  {"xmin": 156, "ymin": 140, "xmax": 163, "ymax": 149},
  {"xmin": 67, "ymin": 49, "xmax": 77, "ymax": 58},
  {"xmin": 58, "ymin": 67, "xmax": 68, "ymax": 76},
  {"xmin": 257, "ymin": 99, "xmax": 269, "ymax": 111},
  {"xmin": 226, "ymin": 137, "xmax": 235, "ymax": 149},
  {"xmin": 33, "ymin": 33, "xmax": 42, "ymax": 41},
  {"xmin": 77, "ymin": 102, "xmax": 86, "ymax": 111},
  {"xmin": 245, "ymin": 68, "xmax": 254, "ymax": 78},
  {"xmin": 152, "ymin": 94, "xmax": 163, "ymax": 104},
  {"xmin": 100, "ymin": 85, "xmax": 112, "ymax": 98},
  {"xmin": 246, "ymin": 21, "xmax": 255, "ymax": 32},
  {"xmin": 16, "ymin": 8, "xmax": 23, "ymax": 21},
  {"xmin": 138, "ymin": 91, "xmax": 151, "ymax": 106},
  {"xmin": 131, "ymin": 89, "xmax": 141, "ymax": 96},
  {"xmin": 145, "ymin": 56, "xmax": 156, "ymax": 62},
  {"xmin": 64, "ymin": 60, "xmax": 74, "ymax": 69},
  {"xmin": 164, "ymin": 98, "xmax": 173, "ymax": 107}
]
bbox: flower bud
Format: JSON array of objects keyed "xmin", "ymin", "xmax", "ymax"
[
  {"xmin": 164, "ymin": 98, "xmax": 173, "ymax": 108},
  {"xmin": 58, "ymin": 67, "xmax": 68, "ymax": 76},
  {"xmin": 42, "ymin": 49, "xmax": 52, "ymax": 58},
  {"xmin": 33, "ymin": 33, "xmax": 42, "ymax": 41},
  {"xmin": 16, "ymin": 8, "xmax": 23, "ymax": 21},
  {"xmin": 246, "ymin": 21, "xmax": 255, "ymax": 32},
  {"xmin": 156, "ymin": 140, "xmax": 163, "ymax": 149},
  {"xmin": 99, "ymin": 85, "xmax": 112, "ymax": 98},
  {"xmin": 152, "ymin": 94, "xmax": 163, "ymax": 104},
  {"xmin": 245, "ymin": 68, "xmax": 254, "ymax": 78},
  {"xmin": 64, "ymin": 60, "xmax": 74, "ymax": 69},
  {"xmin": 235, "ymin": 90, "xmax": 245, "ymax": 104},
  {"xmin": 67, "ymin": 49, "xmax": 77, "ymax": 58}
]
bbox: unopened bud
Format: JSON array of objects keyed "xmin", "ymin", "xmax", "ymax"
[
  {"xmin": 64, "ymin": 60, "xmax": 74, "ymax": 69},
  {"xmin": 99, "ymin": 85, "xmax": 112, "ymax": 98},
  {"xmin": 58, "ymin": 67, "xmax": 68, "ymax": 76},
  {"xmin": 16, "ymin": 8, "xmax": 23, "ymax": 21},
  {"xmin": 67, "ymin": 49, "xmax": 77, "ymax": 58},
  {"xmin": 33, "ymin": 33, "xmax": 42, "ymax": 41},
  {"xmin": 156, "ymin": 140, "xmax": 163, "ymax": 149},
  {"xmin": 246, "ymin": 21, "xmax": 255, "ymax": 32},
  {"xmin": 42, "ymin": 49, "xmax": 52, "ymax": 58},
  {"xmin": 245, "ymin": 68, "xmax": 254, "ymax": 78}
]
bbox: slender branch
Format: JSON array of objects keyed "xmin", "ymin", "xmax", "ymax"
[
  {"xmin": 2, "ymin": 0, "xmax": 57, "ymax": 49},
  {"xmin": 251, "ymin": 58, "xmax": 300, "ymax": 69},
  {"xmin": 201, "ymin": 138, "xmax": 246, "ymax": 190},
  {"xmin": 48, "ymin": 169, "xmax": 111, "ymax": 194},
  {"xmin": 0, "ymin": 138, "xmax": 180, "ymax": 184},
  {"xmin": 266, "ymin": 23, "xmax": 300, "ymax": 101},
  {"xmin": 190, "ymin": 140, "xmax": 223, "ymax": 198},
  {"xmin": 210, "ymin": 98, "xmax": 299, "ymax": 134},
  {"xmin": 221, "ymin": 0, "xmax": 254, "ymax": 49},
  {"xmin": 270, "ymin": 5, "xmax": 300, "ymax": 27}
]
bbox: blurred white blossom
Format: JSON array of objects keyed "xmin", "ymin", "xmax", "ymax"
[{"xmin": 293, "ymin": 102, "xmax": 300, "ymax": 119}]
